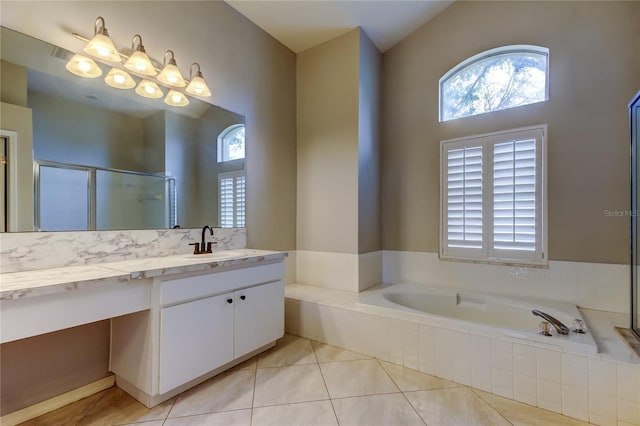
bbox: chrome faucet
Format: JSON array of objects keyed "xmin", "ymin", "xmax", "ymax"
[
  {"xmin": 532, "ymin": 309, "xmax": 570, "ymax": 335},
  {"xmin": 189, "ymin": 225, "xmax": 216, "ymax": 254}
]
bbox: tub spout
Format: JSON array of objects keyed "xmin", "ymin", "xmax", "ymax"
[{"xmin": 532, "ymin": 310, "xmax": 570, "ymax": 335}]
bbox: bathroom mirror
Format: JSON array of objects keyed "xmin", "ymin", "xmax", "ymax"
[{"xmin": 0, "ymin": 26, "xmax": 245, "ymax": 232}]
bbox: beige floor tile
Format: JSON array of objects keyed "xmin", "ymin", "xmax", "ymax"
[
  {"xmin": 119, "ymin": 421, "xmax": 165, "ymax": 426},
  {"xmin": 164, "ymin": 409, "xmax": 252, "ymax": 426},
  {"xmin": 332, "ymin": 393, "xmax": 425, "ymax": 426},
  {"xmin": 405, "ymin": 387, "xmax": 511, "ymax": 426},
  {"xmin": 169, "ymin": 370, "xmax": 255, "ymax": 418},
  {"xmin": 379, "ymin": 360, "xmax": 459, "ymax": 392},
  {"xmin": 253, "ymin": 364, "xmax": 329, "ymax": 407},
  {"xmin": 473, "ymin": 389, "xmax": 592, "ymax": 426},
  {"xmin": 232, "ymin": 356, "xmax": 258, "ymax": 372},
  {"xmin": 19, "ymin": 389, "xmax": 108, "ymax": 426},
  {"xmin": 319, "ymin": 359, "xmax": 399, "ymax": 399},
  {"xmin": 311, "ymin": 340, "xmax": 371, "ymax": 363},
  {"xmin": 251, "ymin": 400, "xmax": 338, "ymax": 426},
  {"xmin": 77, "ymin": 387, "xmax": 174, "ymax": 426},
  {"xmin": 257, "ymin": 334, "xmax": 317, "ymax": 368}
]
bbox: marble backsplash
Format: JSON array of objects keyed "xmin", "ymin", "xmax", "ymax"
[{"xmin": 0, "ymin": 228, "xmax": 246, "ymax": 273}]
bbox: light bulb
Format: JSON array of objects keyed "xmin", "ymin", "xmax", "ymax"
[
  {"xmin": 164, "ymin": 89, "xmax": 189, "ymax": 107},
  {"xmin": 135, "ymin": 79, "xmax": 163, "ymax": 99},
  {"xmin": 104, "ymin": 68, "xmax": 135, "ymax": 89},
  {"xmin": 78, "ymin": 60, "xmax": 91, "ymax": 72},
  {"xmin": 66, "ymin": 54, "xmax": 102, "ymax": 78}
]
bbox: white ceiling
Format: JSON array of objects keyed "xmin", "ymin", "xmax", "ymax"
[{"xmin": 224, "ymin": 0, "xmax": 454, "ymax": 53}]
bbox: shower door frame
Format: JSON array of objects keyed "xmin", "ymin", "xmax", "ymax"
[{"xmin": 631, "ymin": 90, "xmax": 640, "ymax": 337}]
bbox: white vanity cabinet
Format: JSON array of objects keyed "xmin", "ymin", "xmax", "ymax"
[
  {"xmin": 110, "ymin": 260, "xmax": 284, "ymax": 407},
  {"xmin": 158, "ymin": 292, "xmax": 235, "ymax": 394},
  {"xmin": 234, "ymin": 280, "xmax": 284, "ymax": 356}
]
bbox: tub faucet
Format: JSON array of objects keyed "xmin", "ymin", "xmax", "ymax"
[{"xmin": 532, "ymin": 309, "xmax": 570, "ymax": 335}]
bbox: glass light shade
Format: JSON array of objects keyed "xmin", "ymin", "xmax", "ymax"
[
  {"xmin": 164, "ymin": 89, "xmax": 189, "ymax": 107},
  {"xmin": 104, "ymin": 68, "xmax": 136, "ymax": 89},
  {"xmin": 136, "ymin": 79, "xmax": 163, "ymax": 99},
  {"xmin": 66, "ymin": 54, "xmax": 102, "ymax": 78},
  {"xmin": 185, "ymin": 75, "xmax": 211, "ymax": 97},
  {"xmin": 84, "ymin": 33, "xmax": 121, "ymax": 63},
  {"xmin": 124, "ymin": 51, "xmax": 157, "ymax": 77},
  {"xmin": 157, "ymin": 63, "xmax": 186, "ymax": 88}
]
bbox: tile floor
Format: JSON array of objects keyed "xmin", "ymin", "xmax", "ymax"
[{"xmin": 21, "ymin": 334, "xmax": 594, "ymax": 426}]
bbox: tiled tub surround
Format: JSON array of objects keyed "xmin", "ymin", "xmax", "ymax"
[
  {"xmin": 0, "ymin": 228, "xmax": 246, "ymax": 273},
  {"xmin": 358, "ymin": 282, "xmax": 599, "ymax": 356},
  {"xmin": 382, "ymin": 251, "xmax": 630, "ymax": 315},
  {"xmin": 285, "ymin": 284, "xmax": 640, "ymax": 426}
]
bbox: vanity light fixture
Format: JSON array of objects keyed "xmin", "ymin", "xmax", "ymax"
[
  {"xmin": 185, "ymin": 63, "xmax": 212, "ymax": 97},
  {"xmin": 83, "ymin": 17, "xmax": 121, "ymax": 63},
  {"xmin": 165, "ymin": 89, "xmax": 189, "ymax": 107},
  {"xmin": 68, "ymin": 18, "xmax": 210, "ymax": 107},
  {"xmin": 136, "ymin": 79, "xmax": 163, "ymax": 99},
  {"xmin": 157, "ymin": 50, "xmax": 186, "ymax": 88},
  {"xmin": 104, "ymin": 67, "xmax": 136, "ymax": 89},
  {"xmin": 65, "ymin": 54, "xmax": 102, "ymax": 78},
  {"xmin": 124, "ymin": 34, "xmax": 156, "ymax": 77}
]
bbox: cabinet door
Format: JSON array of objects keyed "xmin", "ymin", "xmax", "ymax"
[
  {"xmin": 159, "ymin": 293, "xmax": 234, "ymax": 394},
  {"xmin": 234, "ymin": 281, "xmax": 284, "ymax": 357}
]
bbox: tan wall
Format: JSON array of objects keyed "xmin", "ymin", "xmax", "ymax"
[
  {"xmin": 358, "ymin": 30, "xmax": 382, "ymax": 254},
  {"xmin": 297, "ymin": 29, "xmax": 360, "ymax": 254},
  {"xmin": 0, "ymin": 60, "xmax": 27, "ymax": 107},
  {"xmin": 0, "ymin": 0, "xmax": 296, "ymax": 414},
  {"xmin": 381, "ymin": 1, "xmax": 640, "ymax": 264},
  {"xmin": 0, "ymin": 321, "xmax": 110, "ymax": 416}
]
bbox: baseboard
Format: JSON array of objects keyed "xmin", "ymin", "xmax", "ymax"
[{"xmin": 0, "ymin": 375, "xmax": 115, "ymax": 426}]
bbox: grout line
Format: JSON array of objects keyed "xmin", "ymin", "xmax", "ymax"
[
  {"xmin": 250, "ymin": 356, "xmax": 258, "ymax": 424},
  {"xmin": 374, "ymin": 358, "xmax": 427, "ymax": 426},
  {"xmin": 314, "ymin": 343, "xmax": 341, "ymax": 425},
  {"xmin": 162, "ymin": 407, "xmax": 253, "ymax": 422},
  {"xmin": 253, "ymin": 397, "xmax": 333, "ymax": 409},
  {"xmin": 469, "ymin": 388, "xmax": 515, "ymax": 426}
]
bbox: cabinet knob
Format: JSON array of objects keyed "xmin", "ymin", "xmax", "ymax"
[
  {"xmin": 240, "ymin": 295, "xmax": 246, "ymax": 301},
  {"xmin": 227, "ymin": 298, "xmax": 233, "ymax": 304}
]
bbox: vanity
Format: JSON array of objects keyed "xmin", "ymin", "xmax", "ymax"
[{"xmin": 0, "ymin": 248, "xmax": 287, "ymax": 408}]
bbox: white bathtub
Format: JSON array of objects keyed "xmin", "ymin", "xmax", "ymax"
[{"xmin": 358, "ymin": 283, "xmax": 598, "ymax": 355}]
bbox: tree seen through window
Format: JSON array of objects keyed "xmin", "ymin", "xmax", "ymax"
[{"xmin": 440, "ymin": 46, "xmax": 548, "ymax": 121}]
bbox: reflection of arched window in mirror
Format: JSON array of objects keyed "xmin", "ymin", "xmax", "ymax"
[{"xmin": 217, "ymin": 124, "xmax": 245, "ymax": 162}]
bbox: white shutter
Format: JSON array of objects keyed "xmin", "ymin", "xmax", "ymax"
[
  {"xmin": 219, "ymin": 174, "xmax": 235, "ymax": 228},
  {"xmin": 236, "ymin": 174, "xmax": 246, "ymax": 227},
  {"xmin": 446, "ymin": 145, "xmax": 483, "ymax": 250},
  {"xmin": 493, "ymin": 138, "xmax": 536, "ymax": 251},
  {"xmin": 218, "ymin": 171, "xmax": 245, "ymax": 228}
]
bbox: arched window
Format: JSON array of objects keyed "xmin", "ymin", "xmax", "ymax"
[
  {"xmin": 217, "ymin": 124, "xmax": 245, "ymax": 162},
  {"xmin": 439, "ymin": 45, "xmax": 549, "ymax": 122}
]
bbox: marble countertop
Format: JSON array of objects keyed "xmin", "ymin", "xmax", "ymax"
[{"xmin": 0, "ymin": 249, "xmax": 287, "ymax": 301}]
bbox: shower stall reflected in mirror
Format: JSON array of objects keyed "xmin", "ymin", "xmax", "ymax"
[
  {"xmin": 35, "ymin": 160, "xmax": 176, "ymax": 231},
  {"xmin": 630, "ymin": 90, "xmax": 640, "ymax": 338}
]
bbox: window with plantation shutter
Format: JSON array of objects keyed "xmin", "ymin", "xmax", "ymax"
[
  {"xmin": 219, "ymin": 171, "xmax": 245, "ymax": 228},
  {"xmin": 446, "ymin": 144, "xmax": 483, "ymax": 250},
  {"xmin": 440, "ymin": 126, "xmax": 546, "ymax": 265}
]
